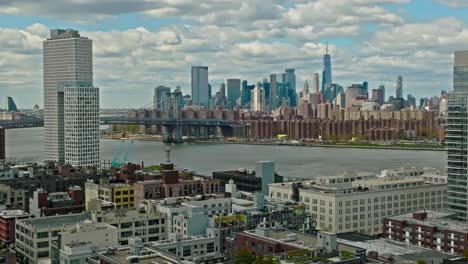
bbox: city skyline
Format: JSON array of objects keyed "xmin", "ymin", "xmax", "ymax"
[{"xmin": 1, "ymin": 1, "xmax": 468, "ymax": 108}]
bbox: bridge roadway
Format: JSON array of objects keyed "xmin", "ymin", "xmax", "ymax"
[
  {"xmin": 100, "ymin": 116, "xmax": 240, "ymax": 127},
  {"xmin": 0, "ymin": 119, "xmax": 44, "ymax": 129}
]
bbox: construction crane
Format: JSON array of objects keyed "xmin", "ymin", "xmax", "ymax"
[{"xmin": 111, "ymin": 140, "xmax": 134, "ymax": 167}]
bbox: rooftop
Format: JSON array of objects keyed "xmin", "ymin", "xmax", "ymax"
[
  {"xmin": 244, "ymin": 227, "xmax": 317, "ymax": 250},
  {"xmin": 0, "ymin": 210, "xmax": 29, "ymax": 218},
  {"xmin": 386, "ymin": 210, "xmax": 468, "ymax": 232},
  {"xmin": 338, "ymin": 236, "xmax": 456, "ymax": 264},
  {"xmin": 98, "ymin": 248, "xmax": 179, "ymax": 264},
  {"xmin": 18, "ymin": 213, "xmax": 90, "ymax": 229}
]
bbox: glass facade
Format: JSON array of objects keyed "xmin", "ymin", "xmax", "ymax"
[{"xmin": 447, "ymin": 52, "xmax": 468, "ymax": 220}]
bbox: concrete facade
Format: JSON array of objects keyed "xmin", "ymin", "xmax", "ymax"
[{"xmin": 270, "ymin": 174, "xmax": 447, "ymax": 236}]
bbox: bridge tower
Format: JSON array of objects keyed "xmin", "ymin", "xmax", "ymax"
[{"xmin": 163, "ymin": 91, "xmax": 183, "ymax": 143}]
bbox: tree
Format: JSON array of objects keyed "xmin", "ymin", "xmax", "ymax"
[
  {"xmin": 253, "ymin": 256, "xmax": 280, "ymax": 264},
  {"xmin": 416, "ymin": 260, "xmax": 427, "ymax": 264},
  {"xmin": 236, "ymin": 249, "xmax": 255, "ymax": 264}
]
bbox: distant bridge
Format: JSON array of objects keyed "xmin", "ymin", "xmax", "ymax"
[
  {"xmin": 0, "ymin": 115, "xmax": 44, "ymax": 129},
  {"xmin": 100, "ymin": 116, "xmax": 237, "ymax": 127}
]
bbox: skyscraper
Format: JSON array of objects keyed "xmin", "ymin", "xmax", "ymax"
[
  {"xmin": 269, "ymin": 74, "xmax": 278, "ymax": 111},
  {"xmin": 64, "ymin": 82, "xmax": 100, "ymax": 167},
  {"xmin": 0, "ymin": 126, "xmax": 4, "ymax": 161},
  {"xmin": 43, "ymin": 29, "xmax": 93, "ymax": 163},
  {"xmin": 313, "ymin": 73, "xmax": 320, "ymax": 94},
  {"xmin": 322, "ymin": 43, "xmax": 332, "ymax": 93},
  {"xmin": 447, "ymin": 50, "xmax": 468, "ymax": 220},
  {"xmin": 191, "ymin": 66, "xmax": 209, "ymax": 107},
  {"xmin": 251, "ymin": 82, "xmax": 265, "ymax": 112},
  {"xmin": 6, "ymin": 97, "xmax": 17, "ymax": 112},
  {"xmin": 226, "ymin": 79, "xmax": 241, "ymax": 107},
  {"xmin": 153, "ymin": 86, "xmax": 171, "ymax": 110},
  {"xmin": 396, "ymin": 75, "xmax": 403, "ymax": 99},
  {"xmin": 284, "ymin": 69, "xmax": 296, "ymax": 92}
]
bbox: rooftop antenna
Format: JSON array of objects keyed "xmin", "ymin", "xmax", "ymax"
[{"xmin": 325, "ymin": 41, "xmax": 329, "ymax": 55}]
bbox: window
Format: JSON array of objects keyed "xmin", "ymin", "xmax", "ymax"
[
  {"xmin": 183, "ymin": 246, "xmax": 191, "ymax": 257},
  {"xmin": 37, "ymin": 232, "xmax": 49, "ymax": 239},
  {"xmin": 207, "ymin": 242, "xmax": 215, "ymax": 253},
  {"xmin": 37, "ymin": 241, "xmax": 49, "ymax": 248}
]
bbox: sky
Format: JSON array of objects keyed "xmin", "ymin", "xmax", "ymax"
[{"xmin": 1, "ymin": 0, "xmax": 468, "ymax": 108}]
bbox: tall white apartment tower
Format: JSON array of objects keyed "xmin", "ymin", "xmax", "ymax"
[
  {"xmin": 64, "ymin": 83, "xmax": 100, "ymax": 167},
  {"xmin": 43, "ymin": 29, "xmax": 98, "ymax": 166}
]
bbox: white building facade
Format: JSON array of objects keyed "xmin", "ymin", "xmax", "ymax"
[
  {"xmin": 64, "ymin": 83, "xmax": 100, "ymax": 167},
  {"xmin": 43, "ymin": 29, "xmax": 93, "ymax": 163},
  {"xmin": 269, "ymin": 175, "xmax": 447, "ymax": 236}
]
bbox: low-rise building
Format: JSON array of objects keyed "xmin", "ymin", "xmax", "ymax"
[
  {"xmin": 213, "ymin": 167, "xmax": 283, "ymax": 193},
  {"xmin": 232, "ymin": 223, "xmax": 367, "ymax": 264},
  {"xmin": 15, "ymin": 213, "xmax": 90, "ymax": 264},
  {"xmin": 0, "ymin": 184, "xmax": 28, "ymax": 211},
  {"xmin": 0, "ymin": 210, "xmax": 30, "ymax": 244},
  {"xmin": 91, "ymin": 209, "xmax": 166, "ymax": 245},
  {"xmin": 145, "ymin": 195, "xmax": 231, "ymax": 236},
  {"xmin": 269, "ymin": 172, "xmax": 447, "ymax": 235},
  {"xmin": 29, "ymin": 187, "xmax": 85, "ymax": 217},
  {"xmin": 85, "ymin": 180, "xmax": 134, "ymax": 210},
  {"xmin": 383, "ymin": 210, "xmax": 468, "ymax": 255},
  {"xmin": 133, "ymin": 163, "xmax": 221, "ymax": 206},
  {"xmin": 59, "ymin": 242, "xmax": 98, "ymax": 264},
  {"xmin": 87, "ymin": 238, "xmax": 191, "ymax": 264},
  {"xmin": 151, "ymin": 229, "xmax": 223, "ymax": 263}
]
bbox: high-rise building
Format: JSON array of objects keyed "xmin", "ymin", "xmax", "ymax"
[
  {"xmin": 226, "ymin": 79, "xmax": 241, "ymax": 107},
  {"xmin": 269, "ymin": 74, "xmax": 278, "ymax": 111},
  {"xmin": 322, "ymin": 44, "xmax": 332, "ymax": 93},
  {"xmin": 447, "ymin": 50, "xmax": 468, "ymax": 220},
  {"xmin": 0, "ymin": 126, "xmax": 4, "ymax": 161},
  {"xmin": 251, "ymin": 83, "xmax": 265, "ymax": 112},
  {"xmin": 313, "ymin": 73, "xmax": 320, "ymax": 94},
  {"xmin": 43, "ymin": 29, "xmax": 93, "ymax": 163},
  {"xmin": 6, "ymin": 97, "xmax": 17, "ymax": 112},
  {"xmin": 371, "ymin": 86, "xmax": 385, "ymax": 105},
  {"xmin": 153, "ymin": 86, "xmax": 171, "ymax": 110},
  {"xmin": 241, "ymin": 81, "xmax": 255, "ymax": 108},
  {"xmin": 191, "ymin": 66, "xmax": 209, "ymax": 107},
  {"xmin": 396, "ymin": 75, "xmax": 403, "ymax": 99},
  {"xmin": 284, "ymin": 69, "xmax": 296, "ymax": 92},
  {"xmin": 379, "ymin": 85, "xmax": 385, "ymax": 104},
  {"xmin": 64, "ymin": 82, "xmax": 100, "ymax": 167},
  {"xmin": 256, "ymin": 161, "xmax": 275, "ymax": 196},
  {"xmin": 407, "ymin": 94, "xmax": 416, "ymax": 108}
]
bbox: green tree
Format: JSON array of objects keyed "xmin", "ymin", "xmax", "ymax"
[
  {"xmin": 236, "ymin": 249, "xmax": 255, "ymax": 264},
  {"xmin": 416, "ymin": 260, "xmax": 427, "ymax": 264},
  {"xmin": 253, "ymin": 256, "xmax": 280, "ymax": 264}
]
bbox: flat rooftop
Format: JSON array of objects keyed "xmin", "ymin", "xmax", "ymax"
[
  {"xmin": 386, "ymin": 210, "xmax": 468, "ymax": 232},
  {"xmin": 99, "ymin": 249, "xmax": 179, "ymax": 264},
  {"xmin": 19, "ymin": 213, "xmax": 90, "ymax": 229},
  {"xmin": 338, "ymin": 237, "xmax": 456, "ymax": 264},
  {"xmin": 0, "ymin": 210, "xmax": 29, "ymax": 218},
  {"xmin": 244, "ymin": 228, "xmax": 317, "ymax": 249}
]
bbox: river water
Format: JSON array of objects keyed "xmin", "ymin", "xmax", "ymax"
[{"xmin": 5, "ymin": 127, "xmax": 446, "ymax": 179}]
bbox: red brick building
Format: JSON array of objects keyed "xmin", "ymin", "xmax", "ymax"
[
  {"xmin": 0, "ymin": 210, "xmax": 30, "ymax": 244},
  {"xmin": 383, "ymin": 210, "xmax": 468, "ymax": 255},
  {"xmin": 133, "ymin": 163, "xmax": 221, "ymax": 205},
  {"xmin": 29, "ymin": 186, "xmax": 85, "ymax": 217}
]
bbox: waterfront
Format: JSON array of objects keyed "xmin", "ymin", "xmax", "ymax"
[{"xmin": 6, "ymin": 127, "xmax": 446, "ymax": 179}]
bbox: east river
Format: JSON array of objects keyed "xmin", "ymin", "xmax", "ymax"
[{"xmin": 6, "ymin": 127, "xmax": 446, "ymax": 179}]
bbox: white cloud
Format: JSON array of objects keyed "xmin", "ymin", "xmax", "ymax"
[
  {"xmin": 435, "ymin": 0, "xmax": 468, "ymax": 8},
  {"xmin": 0, "ymin": 0, "xmax": 461, "ymax": 107}
]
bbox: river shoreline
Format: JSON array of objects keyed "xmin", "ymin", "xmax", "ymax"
[{"xmin": 101, "ymin": 135, "xmax": 445, "ymax": 152}]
